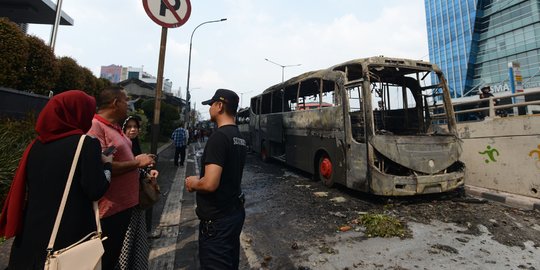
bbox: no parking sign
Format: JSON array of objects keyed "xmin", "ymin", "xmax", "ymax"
[
  {"xmin": 142, "ymin": 0, "xmax": 191, "ymax": 154},
  {"xmin": 143, "ymin": 0, "xmax": 191, "ymax": 28}
]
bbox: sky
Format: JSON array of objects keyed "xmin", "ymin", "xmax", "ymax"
[{"xmin": 28, "ymin": 0, "xmax": 429, "ymax": 119}]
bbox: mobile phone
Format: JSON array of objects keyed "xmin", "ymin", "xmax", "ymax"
[{"xmin": 102, "ymin": 146, "xmax": 116, "ymax": 156}]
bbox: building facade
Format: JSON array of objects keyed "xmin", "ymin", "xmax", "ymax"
[
  {"xmin": 100, "ymin": 64, "xmax": 123, "ymax": 83},
  {"xmin": 425, "ymin": 0, "xmax": 540, "ymax": 98},
  {"xmin": 100, "ymin": 65, "xmax": 173, "ymax": 93}
]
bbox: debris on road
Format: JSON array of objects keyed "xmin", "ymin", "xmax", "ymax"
[
  {"xmin": 313, "ymin": 191, "xmax": 329, "ymax": 197},
  {"xmin": 360, "ymin": 213, "xmax": 407, "ymax": 238},
  {"xmin": 329, "ymin": 196, "xmax": 347, "ymax": 203},
  {"xmin": 329, "ymin": 211, "xmax": 347, "ymax": 218},
  {"xmin": 430, "ymin": 244, "xmax": 459, "ymax": 254}
]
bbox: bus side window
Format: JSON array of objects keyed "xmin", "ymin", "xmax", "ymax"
[
  {"xmin": 250, "ymin": 98, "xmax": 260, "ymax": 115},
  {"xmin": 271, "ymin": 91, "xmax": 284, "ymax": 113},
  {"xmin": 261, "ymin": 93, "xmax": 271, "ymax": 114},
  {"xmin": 348, "ymin": 88, "xmax": 363, "ymax": 112}
]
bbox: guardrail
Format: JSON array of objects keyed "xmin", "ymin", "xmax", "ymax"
[{"xmin": 432, "ymin": 89, "xmax": 540, "ymax": 119}]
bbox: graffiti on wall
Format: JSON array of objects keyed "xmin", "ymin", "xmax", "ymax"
[
  {"xmin": 529, "ymin": 144, "xmax": 540, "ymax": 169},
  {"xmin": 479, "ymin": 145, "xmax": 500, "ymax": 163}
]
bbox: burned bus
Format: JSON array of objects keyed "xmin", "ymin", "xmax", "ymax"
[
  {"xmin": 236, "ymin": 107, "xmax": 251, "ymax": 147},
  {"xmin": 249, "ymin": 56, "xmax": 464, "ymax": 196}
]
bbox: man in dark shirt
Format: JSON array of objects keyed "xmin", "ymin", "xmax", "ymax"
[
  {"xmin": 185, "ymin": 89, "xmax": 247, "ymax": 269},
  {"xmin": 478, "ymin": 86, "xmax": 497, "ymax": 119}
]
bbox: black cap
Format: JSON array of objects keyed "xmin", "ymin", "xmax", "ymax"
[{"xmin": 201, "ymin": 89, "xmax": 239, "ymax": 110}]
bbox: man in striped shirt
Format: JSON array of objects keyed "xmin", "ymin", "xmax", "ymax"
[{"xmin": 171, "ymin": 123, "xmax": 189, "ymax": 167}]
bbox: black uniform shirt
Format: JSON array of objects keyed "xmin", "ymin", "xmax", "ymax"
[{"xmin": 196, "ymin": 125, "xmax": 247, "ymax": 220}]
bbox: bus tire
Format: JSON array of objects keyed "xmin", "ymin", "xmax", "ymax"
[{"xmin": 318, "ymin": 154, "xmax": 334, "ymax": 187}]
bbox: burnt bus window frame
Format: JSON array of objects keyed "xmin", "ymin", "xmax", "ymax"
[{"xmin": 250, "ymin": 96, "xmax": 261, "ymax": 115}]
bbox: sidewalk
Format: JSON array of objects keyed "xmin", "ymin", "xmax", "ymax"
[
  {"xmin": 148, "ymin": 141, "xmax": 201, "ymax": 269},
  {"xmin": 0, "ymin": 141, "xmax": 202, "ymax": 269}
]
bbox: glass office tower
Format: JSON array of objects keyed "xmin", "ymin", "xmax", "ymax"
[{"xmin": 425, "ymin": 0, "xmax": 540, "ymax": 98}]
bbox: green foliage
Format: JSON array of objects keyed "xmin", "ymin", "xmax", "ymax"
[
  {"xmin": 18, "ymin": 35, "xmax": 59, "ymax": 94},
  {"xmin": 141, "ymin": 99, "xmax": 180, "ymax": 139},
  {"xmin": 0, "ymin": 19, "xmax": 104, "ymax": 96},
  {"xmin": 81, "ymin": 67, "xmax": 98, "ymax": 96},
  {"xmin": 55, "ymin": 57, "xmax": 85, "ymax": 94},
  {"xmin": 94, "ymin": 78, "xmax": 112, "ymax": 97},
  {"xmin": 360, "ymin": 213, "xmax": 406, "ymax": 238},
  {"xmin": 0, "ymin": 116, "xmax": 36, "ymax": 208},
  {"xmin": 0, "ymin": 18, "xmax": 29, "ymax": 88}
]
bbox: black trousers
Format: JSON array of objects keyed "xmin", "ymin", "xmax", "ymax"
[
  {"xmin": 198, "ymin": 207, "xmax": 245, "ymax": 270},
  {"xmin": 174, "ymin": 145, "xmax": 186, "ymax": 166},
  {"xmin": 100, "ymin": 207, "xmax": 133, "ymax": 270}
]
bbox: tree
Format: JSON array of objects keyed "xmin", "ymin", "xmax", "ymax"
[
  {"xmin": 81, "ymin": 67, "xmax": 98, "ymax": 96},
  {"xmin": 0, "ymin": 18, "xmax": 29, "ymax": 88},
  {"xmin": 54, "ymin": 57, "xmax": 85, "ymax": 93},
  {"xmin": 18, "ymin": 35, "xmax": 59, "ymax": 95},
  {"xmin": 141, "ymin": 99, "xmax": 180, "ymax": 139}
]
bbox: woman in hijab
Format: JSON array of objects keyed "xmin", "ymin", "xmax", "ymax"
[
  {"xmin": 116, "ymin": 115, "xmax": 158, "ymax": 269},
  {"xmin": 0, "ymin": 90, "xmax": 111, "ymax": 269}
]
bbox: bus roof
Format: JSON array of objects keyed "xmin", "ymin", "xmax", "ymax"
[
  {"xmin": 261, "ymin": 69, "xmax": 345, "ymax": 95},
  {"xmin": 257, "ymin": 56, "xmax": 441, "ymax": 97},
  {"xmin": 329, "ymin": 56, "xmax": 441, "ymax": 73}
]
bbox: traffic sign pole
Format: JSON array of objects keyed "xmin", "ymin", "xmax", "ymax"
[
  {"xmin": 150, "ymin": 26, "xmax": 168, "ymax": 155},
  {"xmin": 143, "ymin": 0, "xmax": 191, "ymax": 154}
]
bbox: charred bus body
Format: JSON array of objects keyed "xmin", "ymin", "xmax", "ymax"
[
  {"xmin": 236, "ymin": 107, "xmax": 251, "ymax": 147},
  {"xmin": 250, "ymin": 56, "xmax": 465, "ymax": 196}
]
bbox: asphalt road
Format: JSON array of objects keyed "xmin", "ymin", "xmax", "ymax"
[
  {"xmin": 1, "ymin": 142, "xmax": 539, "ymax": 270},
  {"xmin": 238, "ymin": 153, "xmax": 540, "ymax": 270}
]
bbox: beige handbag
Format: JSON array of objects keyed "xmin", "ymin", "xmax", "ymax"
[{"xmin": 44, "ymin": 135, "xmax": 106, "ymax": 270}]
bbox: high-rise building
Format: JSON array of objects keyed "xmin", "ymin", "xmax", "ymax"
[{"xmin": 425, "ymin": 0, "xmax": 540, "ymax": 98}]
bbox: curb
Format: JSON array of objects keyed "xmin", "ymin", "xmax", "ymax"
[
  {"xmin": 465, "ymin": 185, "xmax": 540, "ymax": 211},
  {"xmin": 157, "ymin": 141, "xmax": 172, "ymax": 155}
]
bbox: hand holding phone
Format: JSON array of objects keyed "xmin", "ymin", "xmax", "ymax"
[{"xmin": 102, "ymin": 146, "xmax": 116, "ymax": 156}]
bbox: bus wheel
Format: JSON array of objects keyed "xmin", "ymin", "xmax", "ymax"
[
  {"xmin": 318, "ymin": 155, "xmax": 334, "ymax": 187},
  {"xmin": 261, "ymin": 146, "xmax": 269, "ymax": 163}
]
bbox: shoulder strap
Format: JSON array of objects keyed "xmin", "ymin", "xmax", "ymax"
[{"xmin": 46, "ymin": 135, "xmax": 101, "ymax": 251}]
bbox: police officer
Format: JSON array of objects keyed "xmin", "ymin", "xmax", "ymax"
[{"xmin": 185, "ymin": 89, "xmax": 247, "ymax": 269}]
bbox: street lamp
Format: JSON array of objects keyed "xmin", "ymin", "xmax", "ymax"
[
  {"xmin": 185, "ymin": 18, "xmax": 227, "ymax": 127},
  {"xmin": 264, "ymin": 58, "xmax": 301, "ymax": 83},
  {"xmin": 186, "ymin": 18, "xmax": 227, "ymax": 104}
]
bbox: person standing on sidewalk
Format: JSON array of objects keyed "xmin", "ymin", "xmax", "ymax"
[
  {"xmin": 172, "ymin": 122, "xmax": 189, "ymax": 167},
  {"xmin": 88, "ymin": 86, "xmax": 155, "ymax": 269},
  {"xmin": 1, "ymin": 90, "xmax": 111, "ymax": 269},
  {"xmin": 185, "ymin": 89, "xmax": 247, "ymax": 270}
]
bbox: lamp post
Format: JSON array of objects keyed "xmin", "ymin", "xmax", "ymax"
[
  {"xmin": 264, "ymin": 58, "xmax": 301, "ymax": 83},
  {"xmin": 186, "ymin": 18, "xmax": 227, "ymax": 126}
]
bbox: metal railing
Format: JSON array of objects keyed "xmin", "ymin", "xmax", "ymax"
[{"xmin": 432, "ymin": 89, "xmax": 540, "ymax": 119}]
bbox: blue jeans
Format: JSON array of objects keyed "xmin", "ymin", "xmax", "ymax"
[{"xmin": 198, "ymin": 207, "xmax": 245, "ymax": 270}]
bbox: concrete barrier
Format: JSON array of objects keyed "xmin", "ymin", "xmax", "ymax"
[{"xmin": 457, "ymin": 114, "xmax": 540, "ymax": 199}]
